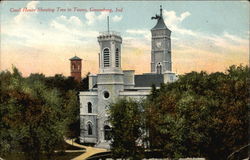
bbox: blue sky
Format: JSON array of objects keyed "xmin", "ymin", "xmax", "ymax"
[{"xmin": 1, "ymin": 1, "xmax": 249, "ymax": 76}]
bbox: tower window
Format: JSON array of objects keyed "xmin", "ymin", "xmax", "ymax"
[
  {"xmin": 77, "ymin": 64, "xmax": 80, "ymax": 70},
  {"xmin": 103, "ymin": 48, "xmax": 110, "ymax": 67},
  {"xmin": 115, "ymin": 48, "xmax": 119, "ymax": 67},
  {"xmin": 156, "ymin": 63, "xmax": 162, "ymax": 74},
  {"xmin": 87, "ymin": 102, "xmax": 92, "ymax": 113},
  {"xmin": 87, "ymin": 123, "xmax": 93, "ymax": 135},
  {"xmin": 72, "ymin": 64, "xmax": 76, "ymax": 70}
]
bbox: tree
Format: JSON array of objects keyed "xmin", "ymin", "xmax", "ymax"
[
  {"xmin": 109, "ymin": 98, "xmax": 144, "ymax": 160},
  {"xmin": 79, "ymin": 72, "xmax": 90, "ymax": 91},
  {"xmin": 144, "ymin": 65, "xmax": 249, "ymax": 159},
  {"xmin": 0, "ymin": 67, "xmax": 79, "ymax": 159},
  {"xmin": 26, "ymin": 73, "xmax": 81, "ymax": 139}
]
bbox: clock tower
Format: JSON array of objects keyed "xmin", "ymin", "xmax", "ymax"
[{"xmin": 151, "ymin": 5, "xmax": 172, "ymax": 74}]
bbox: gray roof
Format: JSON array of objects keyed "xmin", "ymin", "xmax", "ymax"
[
  {"xmin": 134, "ymin": 74, "xmax": 164, "ymax": 87},
  {"xmin": 69, "ymin": 56, "xmax": 82, "ymax": 61},
  {"xmin": 152, "ymin": 17, "xmax": 171, "ymax": 32}
]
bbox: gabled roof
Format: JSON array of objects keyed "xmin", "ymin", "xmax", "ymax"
[{"xmin": 69, "ymin": 56, "xmax": 82, "ymax": 61}]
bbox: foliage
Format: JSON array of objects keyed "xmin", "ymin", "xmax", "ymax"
[
  {"xmin": 109, "ymin": 98, "xmax": 145, "ymax": 160},
  {"xmin": 109, "ymin": 65, "xmax": 249, "ymax": 159},
  {"xmin": 0, "ymin": 67, "xmax": 85, "ymax": 159},
  {"xmin": 145, "ymin": 65, "xmax": 249, "ymax": 159}
]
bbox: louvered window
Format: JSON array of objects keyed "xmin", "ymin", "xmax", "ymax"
[
  {"xmin": 115, "ymin": 48, "xmax": 119, "ymax": 67},
  {"xmin": 103, "ymin": 48, "xmax": 110, "ymax": 67}
]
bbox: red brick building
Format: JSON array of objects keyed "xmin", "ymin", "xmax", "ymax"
[{"xmin": 69, "ymin": 56, "xmax": 82, "ymax": 83}]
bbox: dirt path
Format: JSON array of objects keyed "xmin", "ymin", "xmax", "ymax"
[{"xmin": 64, "ymin": 139, "xmax": 108, "ymax": 160}]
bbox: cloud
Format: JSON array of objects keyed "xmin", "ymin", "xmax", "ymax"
[
  {"xmin": 161, "ymin": 10, "xmax": 248, "ymax": 56},
  {"xmin": 2, "ymin": 12, "xmax": 100, "ymax": 76},
  {"xmin": 60, "ymin": 15, "xmax": 83, "ymax": 26},
  {"xmin": 98, "ymin": 12, "xmax": 109, "ymax": 20},
  {"xmin": 124, "ymin": 29, "xmax": 151, "ymax": 49},
  {"xmin": 14, "ymin": 1, "xmax": 39, "ymax": 23},
  {"xmin": 85, "ymin": 12, "xmax": 96, "ymax": 25},
  {"xmin": 123, "ymin": 37, "xmax": 149, "ymax": 50},
  {"xmin": 3, "ymin": 13, "xmax": 99, "ymax": 50},
  {"xmin": 126, "ymin": 29, "xmax": 151, "ymax": 40},
  {"xmin": 163, "ymin": 10, "xmax": 196, "ymax": 36},
  {"xmin": 126, "ymin": 29, "xmax": 148, "ymax": 35},
  {"xmin": 50, "ymin": 15, "xmax": 83, "ymax": 33},
  {"xmin": 50, "ymin": 15, "xmax": 98, "ymax": 39},
  {"xmin": 112, "ymin": 15, "xmax": 123, "ymax": 22},
  {"xmin": 85, "ymin": 11, "xmax": 110, "ymax": 25},
  {"xmin": 222, "ymin": 31, "xmax": 248, "ymax": 45}
]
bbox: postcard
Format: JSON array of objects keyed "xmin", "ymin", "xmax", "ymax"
[{"xmin": 0, "ymin": 1, "xmax": 249, "ymax": 160}]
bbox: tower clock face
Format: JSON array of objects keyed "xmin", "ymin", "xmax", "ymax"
[{"xmin": 154, "ymin": 39, "xmax": 163, "ymax": 50}]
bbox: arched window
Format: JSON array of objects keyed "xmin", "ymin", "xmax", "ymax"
[
  {"xmin": 103, "ymin": 48, "xmax": 110, "ymax": 67},
  {"xmin": 87, "ymin": 123, "xmax": 93, "ymax": 135},
  {"xmin": 104, "ymin": 125, "xmax": 112, "ymax": 140},
  {"xmin": 115, "ymin": 48, "xmax": 119, "ymax": 67},
  {"xmin": 87, "ymin": 102, "xmax": 92, "ymax": 113},
  {"xmin": 72, "ymin": 64, "xmax": 75, "ymax": 70},
  {"xmin": 156, "ymin": 63, "xmax": 162, "ymax": 74}
]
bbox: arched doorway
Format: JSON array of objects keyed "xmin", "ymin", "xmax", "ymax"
[
  {"xmin": 104, "ymin": 125, "xmax": 112, "ymax": 140},
  {"xmin": 156, "ymin": 63, "xmax": 162, "ymax": 74},
  {"xmin": 87, "ymin": 123, "xmax": 93, "ymax": 135}
]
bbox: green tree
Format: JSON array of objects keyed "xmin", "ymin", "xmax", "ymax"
[
  {"xmin": 0, "ymin": 67, "xmax": 79, "ymax": 159},
  {"xmin": 26, "ymin": 73, "xmax": 81, "ymax": 139},
  {"xmin": 0, "ymin": 68, "xmax": 22, "ymax": 155},
  {"xmin": 109, "ymin": 98, "xmax": 144, "ymax": 160},
  {"xmin": 144, "ymin": 65, "xmax": 249, "ymax": 159}
]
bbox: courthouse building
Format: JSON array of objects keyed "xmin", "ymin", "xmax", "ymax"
[{"xmin": 77, "ymin": 6, "xmax": 178, "ymax": 148}]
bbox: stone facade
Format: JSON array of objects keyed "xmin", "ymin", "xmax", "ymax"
[{"xmin": 79, "ymin": 6, "xmax": 178, "ymax": 149}]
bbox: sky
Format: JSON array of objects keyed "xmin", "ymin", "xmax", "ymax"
[{"xmin": 1, "ymin": 1, "xmax": 249, "ymax": 77}]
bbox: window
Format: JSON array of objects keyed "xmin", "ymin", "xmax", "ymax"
[
  {"xmin": 87, "ymin": 102, "xmax": 92, "ymax": 113},
  {"xmin": 103, "ymin": 91, "xmax": 110, "ymax": 99},
  {"xmin": 87, "ymin": 123, "xmax": 93, "ymax": 135},
  {"xmin": 170, "ymin": 76, "xmax": 173, "ymax": 81},
  {"xmin": 156, "ymin": 63, "xmax": 162, "ymax": 74},
  {"xmin": 104, "ymin": 125, "xmax": 112, "ymax": 140},
  {"xmin": 115, "ymin": 48, "xmax": 119, "ymax": 67},
  {"xmin": 103, "ymin": 48, "xmax": 110, "ymax": 67},
  {"xmin": 72, "ymin": 64, "xmax": 76, "ymax": 70}
]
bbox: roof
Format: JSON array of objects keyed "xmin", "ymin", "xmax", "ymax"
[
  {"xmin": 152, "ymin": 18, "xmax": 171, "ymax": 32},
  {"xmin": 151, "ymin": 5, "xmax": 171, "ymax": 32},
  {"xmin": 69, "ymin": 56, "xmax": 82, "ymax": 61},
  {"xmin": 134, "ymin": 74, "xmax": 164, "ymax": 87}
]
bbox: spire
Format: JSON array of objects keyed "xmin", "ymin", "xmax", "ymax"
[
  {"xmin": 107, "ymin": 16, "xmax": 110, "ymax": 33},
  {"xmin": 151, "ymin": 5, "xmax": 171, "ymax": 32},
  {"xmin": 160, "ymin": 5, "xmax": 162, "ymax": 17}
]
